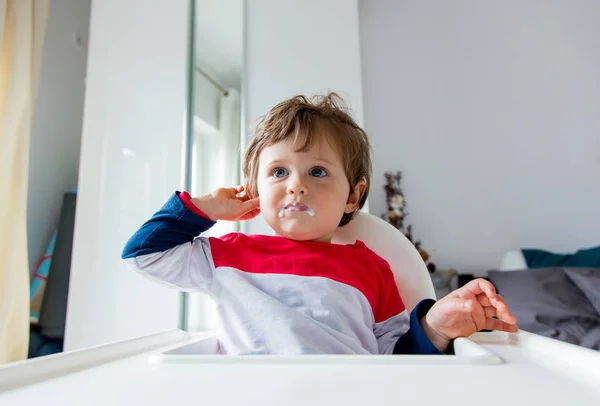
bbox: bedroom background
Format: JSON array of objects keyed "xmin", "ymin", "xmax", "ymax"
[
  {"xmin": 361, "ymin": 0, "xmax": 600, "ymax": 349},
  {"xmin": 2, "ymin": 0, "xmax": 599, "ymax": 365},
  {"xmin": 362, "ymin": 0, "xmax": 599, "ymax": 275}
]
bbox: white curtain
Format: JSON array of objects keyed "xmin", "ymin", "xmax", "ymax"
[
  {"xmin": 0, "ymin": 0, "xmax": 49, "ymax": 364},
  {"xmin": 187, "ymin": 88, "xmax": 241, "ymax": 332}
]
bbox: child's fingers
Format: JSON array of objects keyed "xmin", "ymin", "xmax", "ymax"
[
  {"xmin": 476, "ymin": 293, "xmax": 492, "ymax": 307},
  {"xmin": 482, "ymin": 294, "xmax": 517, "ymax": 324},
  {"xmin": 233, "ymin": 185, "xmax": 246, "ymax": 197},
  {"xmin": 490, "ymin": 295, "xmax": 517, "ymax": 324},
  {"xmin": 462, "ymin": 279, "xmax": 497, "ymax": 302},
  {"xmin": 239, "ymin": 207, "xmax": 261, "ymax": 221},
  {"xmin": 441, "ymin": 298, "xmax": 475, "ymax": 314},
  {"xmin": 239, "ymin": 198, "xmax": 260, "ymax": 213},
  {"xmin": 484, "ymin": 306, "xmax": 497, "ymax": 319},
  {"xmin": 486, "ymin": 317, "xmax": 519, "ymax": 333},
  {"xmin": 478, "ymin": 279, "xmax": 497, "ymax": 299}
]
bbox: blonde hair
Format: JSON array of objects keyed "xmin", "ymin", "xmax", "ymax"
[{"xmin": 242, "ymin": 92, "xmax": 372, "ymax": 226}]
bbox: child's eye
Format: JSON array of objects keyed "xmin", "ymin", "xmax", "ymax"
[
  {"xmin": 272, "ymin": 168, "xmax": 288, "ymax": 178},
  {"xmin": 310, "ymin": 167, "xmax": 327, "ymax": 177}
]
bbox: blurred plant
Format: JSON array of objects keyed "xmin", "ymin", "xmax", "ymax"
[{"xmin": 381, "ymin": 171, "xmax": 436, "ymax": 273}]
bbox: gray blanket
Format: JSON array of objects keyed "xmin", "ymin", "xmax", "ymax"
[{"xmin": 487, "ymin": 267, "xmax": 600, "ymax": 350}]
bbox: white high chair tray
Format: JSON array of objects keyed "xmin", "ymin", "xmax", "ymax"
[
  {"xmin": 150, "ymin": 332, "xmax": 505, "ymax": 365},
  {"xmin": 1, "ymin": 329, "xmax": 599, "ymax": 405}
]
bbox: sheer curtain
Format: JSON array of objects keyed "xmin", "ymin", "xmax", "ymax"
[
  {"xmin": 187, "ymin": 88, "xmax": 241, "ymax": 332},
  {"xmin": 0, "ymin": 0, "xmax": 49, "ymax": 364}
]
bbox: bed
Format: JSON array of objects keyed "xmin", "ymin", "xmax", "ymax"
[{"xmin": 485, "ymin": 248, "xmax": 600, "ymax": 351}]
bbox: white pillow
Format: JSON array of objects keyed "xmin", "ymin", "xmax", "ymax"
[{"xmin": 498, "ymin": 250, "xmax": 528, "ymax": 271}]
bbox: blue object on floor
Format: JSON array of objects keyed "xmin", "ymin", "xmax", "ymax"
[{"xmin": 28, "ymin": 326, "xmax": 63, "ymax": 358}]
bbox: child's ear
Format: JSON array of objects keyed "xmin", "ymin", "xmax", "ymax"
[{"xmin": 345, "ymin": 180, "xmax": 367, "ymax": 213}]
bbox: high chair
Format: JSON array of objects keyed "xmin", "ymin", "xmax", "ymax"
[
  {"xmin": 2, "ymin": 213, "xmax": 600, "ymax": 405},
  {"xmin": 331, "ymin": 211, "xmax": 436, "ymax": 311}
]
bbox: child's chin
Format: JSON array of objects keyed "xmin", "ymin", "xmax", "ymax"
[{"xmin": 278, "ymin": 223, "xmax": 318, "ymax": 240}]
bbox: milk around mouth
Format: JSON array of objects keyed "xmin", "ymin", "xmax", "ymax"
[{"xmin": 279, "ymin": 203, "xmax": 315, "ymax": 217}]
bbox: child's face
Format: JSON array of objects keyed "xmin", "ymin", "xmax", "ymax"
[{"xmin": 256, "ymin": 136, "xmax": 363, "ymax": 242}]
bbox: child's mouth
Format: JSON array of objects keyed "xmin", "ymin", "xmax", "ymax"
[{"xmin": 279, "ymin": 203, "xmax": 315, "ymax": 217}]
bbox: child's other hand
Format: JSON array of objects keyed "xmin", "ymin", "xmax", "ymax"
[
  {"xmin": 421, "ymin": 278, "xmax": 518, "ymax": 352},
  {"xmin": 191, "ymin": 186, "xmax": 260, "ymax": 222}
]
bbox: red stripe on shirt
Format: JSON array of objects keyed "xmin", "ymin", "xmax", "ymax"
[
  {"xmin": 178, "ymin": 191, "xmax": 213, "ymax": 220},
  {"xmin": 208, "ymin": 233, "xmax": 405, "ymax": 323}
]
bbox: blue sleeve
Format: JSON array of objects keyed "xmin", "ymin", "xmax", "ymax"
[
  {"xmin": 392, "ymin": 299, "xmax": 453, "ymax": 355},
  {"xmin": 121, "ymin": 191, "xmax": 216, "ymax": 259}
]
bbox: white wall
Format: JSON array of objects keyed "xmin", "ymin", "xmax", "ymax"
[
  {"xmin": 360, "ymin": 0, "xmax": 600, "ymax": 274},
  {"xmin": 243, "ymin": 0, "xmax": 365, "ymax": 236},
  {"xmin": 65, "ymin": 0, "xmax": 191, "ymax": 350},
  {"xmin": 27, "ymin": 0, "xmax": 91, "ymax": 276}
]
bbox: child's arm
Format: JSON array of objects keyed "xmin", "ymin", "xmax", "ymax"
[
  {"xmin": 121, "ymin": 191, "xmax": 217, "ymax": 292},
  {"xmin": 382, "ymin": 300, "xmax": 448, "ymax": 355},
  {"xmin": 375, "ymin": 265, "xmax": 518, "ymax": 354},
  {"xmin": 122, "ymin": 187, "xmax": 259, "ymax": 292},
  {"xmin": 372, "ymin": 264, "xmax": 445, "ymax": 354},
  {"xmin": 419, "ymin": 278, "xmax": 518, "ymax": 350}
]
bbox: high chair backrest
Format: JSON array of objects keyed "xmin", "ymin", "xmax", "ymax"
[{"xmin": 332, "ymin": 211, "xmax": 436, "ymax": 313}]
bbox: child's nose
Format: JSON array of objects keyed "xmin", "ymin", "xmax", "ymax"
[{"xmin": 287, "ymin": 177, "xmax": 307, "ymax": 195}]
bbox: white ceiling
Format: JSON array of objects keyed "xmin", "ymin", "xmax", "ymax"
[{"xmin": 195, "ymin": 0, "xmax": 243, "ymax": 90}]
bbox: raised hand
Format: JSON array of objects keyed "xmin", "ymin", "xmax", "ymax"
[
  {"xmin": 421, "ymin": 278, "xmax": 518, "ymax": 352},
  {"xmin": 190, "ymin": 186, "xmax": 260, "ymax": 222}
]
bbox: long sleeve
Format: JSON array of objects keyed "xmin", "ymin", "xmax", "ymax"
[
  {"xmin": 373, "ymin": 258, "xmax": 445, "ymax": 355},
  {"xmin": 392, "ymin": 299, "xmax": 446, "ymax": 354},
  {"xmin": 121, "ymin": 191, "xmax": 218, "ymax": 292}
]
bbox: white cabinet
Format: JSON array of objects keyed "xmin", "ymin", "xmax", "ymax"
[{"xmin": 65, "ymin": 0, "xmax": 190, "ymax": 351}]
